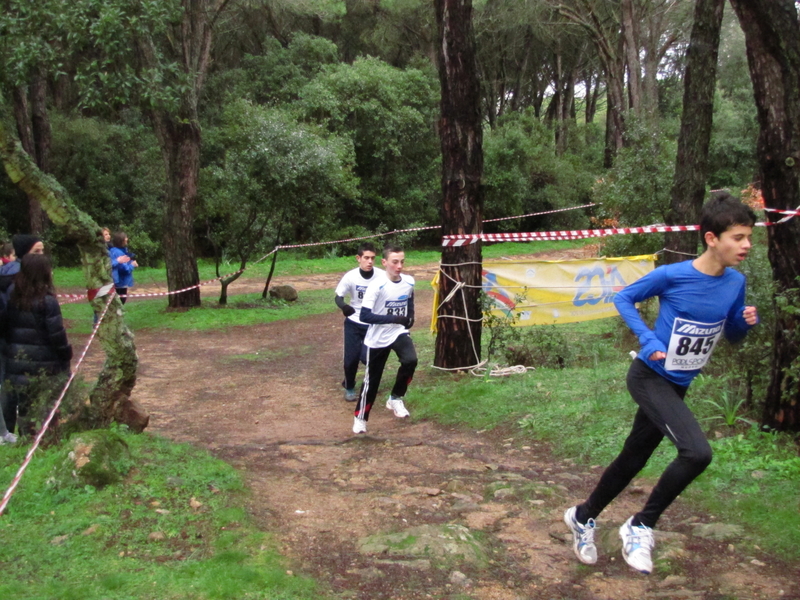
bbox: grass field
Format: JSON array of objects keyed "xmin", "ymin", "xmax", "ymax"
[{"xmin": 0, "ymin": 430, "xmax": 318, "ymax": 600}]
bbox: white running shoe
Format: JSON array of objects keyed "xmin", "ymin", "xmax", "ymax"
[
  {"xmin": 563, "ymin": 506, "xmax": 598, "ymax": 564},
  {"xmin": 619, "ymin": 516, "xmax": 655, "ymax": 574},
  {"xmin": 386, "ymin": 396, "xmax": 410, "ymax": 418},
  {"xmin": 352, "ymin": 417, "xmax": 367, "ymax": 434},
  {"xmin": 344, "ymin": 388, "xmax": 358, "ymax": 402},
  {"xmin": 0, "ymin": 432, "xmax": 18, "ymax": 445}
]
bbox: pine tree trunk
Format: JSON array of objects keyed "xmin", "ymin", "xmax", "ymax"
[
  {"xmin": 730, "ymin": 0, "xmax": 800, "ymax": 431},
  {"xmin": 12, "ymin": 84, "xmax": 46, "ymax": 235},
  {"xmin": 152, "ymin": 113, "xmax": 202, "ymax": 309},
  {"xmin": 138, "ymin": 0, "xmax": 224, "ymax": 309},
  {"xmin": 664, "ymin": 0, "xmax": 725, "ymax": 264},
  {"xmin": 29, "ymin": 70, "xmax": 50, "ymax": 235},
  {"xmin": 434, "ymin": 0, "xmax": 484, "ymax": 370},
  {"xmin": 621, "ymin": 0, "xmax": 642, "ymax": 115}
]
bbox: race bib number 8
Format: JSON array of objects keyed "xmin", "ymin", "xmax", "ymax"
[{"xmin": 665, "ymin": 318, "xmax": 725, "ymax": 371}]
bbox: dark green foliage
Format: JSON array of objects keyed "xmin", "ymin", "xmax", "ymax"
[
  {"xmin": 706, "ymin": 14, "xmax": 757, "ymax": 190},
  {"xmin": 483, "ymin": 111, "xmax": 599, "ymax": 234},
  {"xmin": 707, "ymin": 89, "xmax": 758, "ymax": 190},
  {"xmin": 296, "ymin": 56, "xmax": 441, "ymax": 236},
  {"xmin": 47, "ymin": 113, "xmax": 165, "ymax": 266},
  {"xmin": 202, "ymin": 34, "xmax": 341, "ymax": 122},
  {"xmin": 594, "ymin": 116, "xmax": 677, "ymax": 256},
  {"xmin": 200, "ymin": 100, "xmax": 358, "ymax": 272},
  {"xmin": 64, "ymin": 0, "xmax": 188, "ymax": 113}
]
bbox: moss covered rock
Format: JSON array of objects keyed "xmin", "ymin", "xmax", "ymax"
[{"xmin": 51, "ymin": 429, "xmax": 133, "ymax": 489}]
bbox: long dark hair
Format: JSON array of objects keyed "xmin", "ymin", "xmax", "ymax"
[{"xmin": 11, "ymin": 253, "xmax": 55, "ymax": 311}]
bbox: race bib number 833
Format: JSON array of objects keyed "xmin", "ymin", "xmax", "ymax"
[{"xmin": 665, "ymin": 318, "xmax": 725, "ymax": 371}]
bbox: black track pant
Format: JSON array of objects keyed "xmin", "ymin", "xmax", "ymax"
[
  {"xmin": 355, "ymin": 334, "xmax": 417, "ymax": 421},
  {"xmin": 342, "ymin": 319, "xmax": 368, "ymax": 391},
  {"xmin": 578, "ymin": 359, "xmax": 712, "ymax": 528}
]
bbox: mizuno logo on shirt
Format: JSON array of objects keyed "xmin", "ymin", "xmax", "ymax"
[{"xmin": 675, "ymin": 322, "xmax": 723, "ymax": 336}]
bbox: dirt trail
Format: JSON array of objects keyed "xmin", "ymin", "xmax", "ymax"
[{"xmin": 78, "ymin": 253, "xmax": 799, "ymax": 600}]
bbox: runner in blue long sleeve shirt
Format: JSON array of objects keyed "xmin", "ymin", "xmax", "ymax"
[
  {"xmin": 562, "ymin": 193, "xmax": 759, "ymax": 574},
  {"xmin": 615, "ymin": 259, "xmax": 752, "ymax": 387}
]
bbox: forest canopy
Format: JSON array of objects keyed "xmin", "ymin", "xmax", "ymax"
[{"xmin": 0, "ymin": 0, "xmax": 759, "ymax": 262}]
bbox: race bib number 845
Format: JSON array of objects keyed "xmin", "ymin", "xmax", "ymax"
[{"xmin": 665, "ymin": 318, "xmax": 725, "ymax": 371}]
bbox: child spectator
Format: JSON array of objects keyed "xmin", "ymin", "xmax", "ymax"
[
  {"xmin": 0, "ymin": 234, "xmax": 43, "ymax": 304},
  {"xmin": 109, "ymin": 231, "xmax": 138, "ymax": 304},
  {"xmin": 1, "ymin": 242, "xmax": 15, "ymax": 265}
]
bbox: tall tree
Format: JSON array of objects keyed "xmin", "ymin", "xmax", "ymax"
[
  {"xmin": 141, "ymin": 0, "xmax": 231, "ymax": 308},
  {"xmin": 474, "ymin": 1, "xmax": 553, "ymax": 126},
  {"xmin": 59, "ymin": 0, "xmax": 231, "ymax": 307},
  {"xmin": 728, "ymin": 0, "xmax": 800, "ymax": 432},
  {"xmin": 663, "ymin": 0, "xmax": 725, "ymax": 264},
  {"xmin": 434, "ymin": 0, "xmax": 484, "ymax": 370},
  {"xmin": 1, "ymin": 0, "xmax": 55, "ymax": 235},
  {"xmin": 201, "ymin": 101, "xmax": 357, "ymax": 304},
  {"xmin": 556, "ymin": 0, "xmax": 689, "ymax": 164},
  {"xmin": 556, "ymin": 0, "xmax": 627, "ymax": 164}
]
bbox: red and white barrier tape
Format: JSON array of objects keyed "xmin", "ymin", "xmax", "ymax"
[
  {"xmin": 0, "ymin": 291, "xmax": 115, "ymax": 517},
  {"xmin": 122, "ymin": 269, "xmax": 245, "ymax": 299},
  {"xmin": 443, "ymin": 224, "xmax": 698, "ymax": 246},
  {"xmin": 764, "ymin": 208, "xmax": 800, "ymax": 216},
  {"xmin": 58, "ymin": 269, "xmax": 245, "ymax": 303},
  {"xmin": 440, "ymin": 216, "xmax": 791, "ymax": 246},
  {"xmin": 764, "ymin": 207, "xmax": 800, "ymax": 225},
  {"xmin": 56, "ymin": 203, "xmax": 597, "ymax": 302}
]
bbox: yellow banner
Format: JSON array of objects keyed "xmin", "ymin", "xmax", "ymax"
[{"xmin": 430, "ymin": 255, "xmax": 655, "ymax": 331}]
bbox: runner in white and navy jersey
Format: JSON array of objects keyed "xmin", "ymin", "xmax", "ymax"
[
  {"xmin": 352, "ymin": 245, "xmax": 417, "ymax": 434},
  {"xmin": 335, "ymin": 243, "xmax": 384, "ymax": 401},
  {"xmin": 563, "ymin": 193, "xmax": 759, "ymax": 575}
]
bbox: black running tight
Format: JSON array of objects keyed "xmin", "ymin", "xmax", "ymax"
[{"xmin": 578, "ymin": 359, "xmax": 712, "ymax": 528}]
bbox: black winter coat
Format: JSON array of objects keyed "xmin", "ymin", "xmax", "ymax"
[{"xmin": 1, "ymin": 294, "xmax": 72, "ymax": 384}]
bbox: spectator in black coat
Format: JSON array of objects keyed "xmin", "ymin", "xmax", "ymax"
[{"xmin": 1, "ymin": 253, "xmax": 72, "ymax": 436}]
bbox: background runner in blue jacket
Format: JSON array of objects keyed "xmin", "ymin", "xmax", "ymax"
[{"xmin": 563, "ymin": 192, "xmax": 759, "ymax": 574}]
